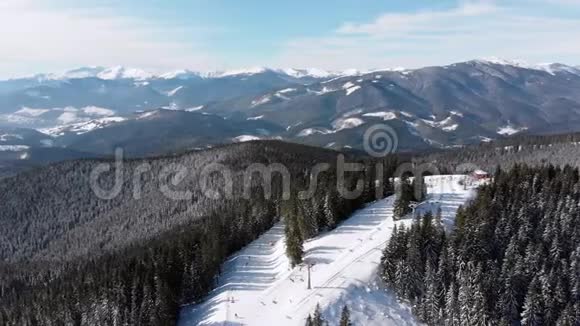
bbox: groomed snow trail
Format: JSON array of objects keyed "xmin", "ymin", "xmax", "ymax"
[{"xmin": 178, "ymin": 175, "xmax": 477, "ymax": 326}]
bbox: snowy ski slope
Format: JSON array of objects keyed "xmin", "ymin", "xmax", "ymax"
[{"xmin": 178, "ymin": 175, "xmax": 477, "ymax": 325}]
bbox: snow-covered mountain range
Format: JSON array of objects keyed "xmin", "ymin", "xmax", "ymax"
[
  {"xmin": 11, "ymin": 57, "xmax": 580, "ymax": 82},
  {"xmin": 1, "ymin": 58, "xmax": 580, "ymax": 176}
]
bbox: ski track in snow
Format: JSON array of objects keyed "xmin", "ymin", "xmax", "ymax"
[{"xmin": 178, "ymin": 175, "xmax": 477, "ymax": 326}]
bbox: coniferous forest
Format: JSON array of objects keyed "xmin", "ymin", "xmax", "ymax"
[
  {"xmin": 380, "ymin": 164, "xmax": 580, "ymax": 325},
  {"xmin": 2, "ymin": 137, "xmax": 580, "ymax": 325},
  {"xmin": 0, "ymin": 141, "xmax": 399, "ymax": 325}
]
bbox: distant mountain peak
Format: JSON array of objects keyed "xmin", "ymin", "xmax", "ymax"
[
  {"xmin": 6, "ymin": 59, "xmax": 580, "ymax": 83},
  {"xmin": 469, "ymin": 57, "xmax": 580, "ymax": 75},
  {"xmin": 158, "ymin": 69, "xmax": 203, "ymax": 80},
  {"xmin": 278, "ymin": 68, "xmax": 335, "ymax": 78},
  {"xmin": 216, "ymin": 67, "xmax": 272, "ymax": 77}
]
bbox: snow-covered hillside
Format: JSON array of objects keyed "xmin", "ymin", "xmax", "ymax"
[{"xmin": 178, "ymin": 175, "xmax": 478, "ymax": 326}]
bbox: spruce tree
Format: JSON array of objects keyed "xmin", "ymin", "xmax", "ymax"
[
  {"xmin": 284, "ymin": 198, "xmax": 304, "ymax": 267},
  {"xmin": 305, "ymin": 314, "xmax": 313, "ymax": 326},
  {"xmin": 339, "ymin": 305, "xmax": 351, "ymax": 326},
  {"xmin": 394, "ymin": 177, "xmax": 413, "ymax": 219},
  {"xmin": 521, "ymin": 278, "xmax": 545, "ymax": 326},
  {"xmin": 312, "ymin": 303, "xmax": 325, "ymax": 326}
]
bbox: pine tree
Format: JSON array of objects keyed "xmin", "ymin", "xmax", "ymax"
[
  {"xmin": 521, "ymin": 277, "xmax": 545, "ymax": 326},
  {"xmin": 339, "ymin": 305, "xmax": 351, "ymax": 326},
  {"xmin": 444, "ymin": 281, "xmax": 460, "ymax": 326},
  {"xmin": 394, "ymin": 177, "xmax": 414, "ymax": 219},
  {"xmin": 323, "ymin": 192, "xmax": 338, "ymax": 229},
  {"xmin": 284, "ymin": 197, "xmax": 304, "ymax": 267},
  {"xmin": 305, "ymin": 314, "xmax": 313, "ymax": 326},
  {"xmin": 312, "ymin": 303, "xmax": 325, "ymax": 326}
]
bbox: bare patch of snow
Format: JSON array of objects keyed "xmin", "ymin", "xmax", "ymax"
[
  {"xmin": 497, "ymin": 125, "xmax": 527, "ymax": 135},
  {"xmin": 363, "ymin": 111, "xmax": 396, "ymax": 120},
  {"xmin": 0, "ymin": 134, "xmax": 24, "ymax": 142},
  {"xmin": 219, "ymin": 67, "xmax": 268, "ymax": 77},
  {"xmin": 40, "ymin": 117, "xmax": 126, "ymax": 136},
  {"xmin": 277, "ymin": 88, "xmax": 296, "ymax": 94},
  {"xmin": 342, "ymin": 82, "xmax": 356, "ymax": 89},
  {"xmin": 166, "ymin": 86, "xmax": 184, "ymax": 97},
  {"xmin": 251, "ymin": 96, "xmax": 272, "ymax": 107},
  {"xmin": 296, "ymin": 127, "xmax": 333, "ymax": 137},
  {"xmin": 0, "ymin": 145, "xmax": 29, "ymax": 151},
  {"xmin": 137, "ymin": 111, "xmax": 159, "ymax": 120},
  {"xmin": 233, "ymin": 135, "xmax": 261, "ymax": 142},
  {"xmin": 342, "ymin": 108, "xmax": 363, "ymax": 118},
  {"xmin": 442, "ymin": 124, "xmax": 459, "ymax": 131},
  {"xmin": 185, "ymin": 106, "xmax": 204, "ymax": 112},
  {"xmin": 332, "ymin": 117, "xmax": 364, "ymax": 131},
  {"xmin": 345, "ymin": 85, "xmax": 361, "ymax": 96}
]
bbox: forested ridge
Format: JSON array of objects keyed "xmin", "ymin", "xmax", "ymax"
[
  {"xmin": 415, "ymin": 131, "xmax": 580, "ymax": 172},
  {"xmin": 381, "ymin": 164, "xmax": 580, "ymax": 325},
  {"xmin": 0, "ymin": 140, "xmax": 400, "ymax": 325}
]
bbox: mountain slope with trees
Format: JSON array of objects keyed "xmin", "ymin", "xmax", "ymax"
[
  {"xmin": 0, "ymin": 140, "xmax": 400, "ymax": 325},
  {"xmin": 380, "ymin": 164, "xmax": 580, "ymax": 325}
]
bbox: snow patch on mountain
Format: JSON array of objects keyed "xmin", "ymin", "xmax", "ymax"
[
  {"xmin": 220, "ymin": 67, "xmax": 269, "ymax": 77},
  {"xmin": 296, "ymin": 127, "xmax": 333, "ymax": 137},
  {"xmin": 332, "ymin": 117, "xmax": 364, "ymax": 131},
  {"xmin": 497, "ymin": 125, "xmax": 527, "ymax": 135},
  {"xmin": 251, "ymin": 95, "xmax": 272, "ymax": 107},
  {"xmin": 363, "ymin": 111, "xmax": 396, "ymax": 120},
  {"xmin": 0, "ymin": 145, "xmax": 29, "ymax": 151},
  {"xmin": 159, "ymin": 70, "xmax": 202, "ymax": 80},
  {"xmin": 233, "ymin": 135, "xmax": 261, "ymax": 142},
  {"xmin": 137, "ymin": 110, "xmax": 160, "ymax": 120},
  {"xmin": 166, "ymin": 86, "xmax": 184, "ymax": 97},
  {"xmin": 535, "ymin": 63, "xmax": 580, "ymax": 76},
  {"xmin": 280, "ymin": 68, "xmax": 333, "ymax": 78},
  {"xmin": 310, "ymin": 86, "xmax": 338, "ymax": 96},
  {"xmin": 442, "ymin": 124, "xmax": 459, "ymax": 131},
  {"xmin": 278, "ymin": 88, "xmax": 297, "ymax": 94},
  {"xmin": 345, "ymin": 86, "xmax": 361, "ymax": 96},
  {"xmin": 0, "ymin": 134, "xmax": 23, "ymax": 142},
  {"xmin": 39, "ymin": 117, "xmax": 127, "ymax": 136},
  {"xmin": 421, "ymin": 116, "xmax": 459, "ymax": 132},
  {"xmin": 97, "ymin": 66, "xmax": 154, "ymax": 80},
  {"xmin": 185, "ymin": 106, "xmax": 204, "ymax": 112}
]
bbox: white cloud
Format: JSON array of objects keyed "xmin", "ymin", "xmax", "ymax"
[
  {"xmin": 273, "ymin": 1, "xmax": 580, "ymax": 70},
  {"xmin": 337, "ymin": 2, "xmax": 499, "ymax": 35},
  {"xmin": 0, "ymin": 0, "xmax": 217, "ymax": 77}
]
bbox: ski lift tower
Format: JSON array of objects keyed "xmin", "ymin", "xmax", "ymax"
[{"xmin": 306, "ymin": 262, "xmax": 315, "ymax": 290}]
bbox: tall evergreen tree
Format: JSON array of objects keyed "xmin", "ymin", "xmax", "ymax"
[
  {"xmin": 339, "ymin": 305, "xmax": 352, "ymax": 326},
  {"xmin": 394, "ymin": 177, "xmax": 414, "ymax": 219},
  {"xmin": 312, "ymin": 303, "xmax": 325, "ymax": 326},
  {"xmin": 521, "ymin": 278, "xmax": 545, "ymax": 326}
]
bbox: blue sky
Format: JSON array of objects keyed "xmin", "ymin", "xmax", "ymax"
[{"xmin": 1, "ymin": 0, "xmax": 580, "ymax": 77}]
